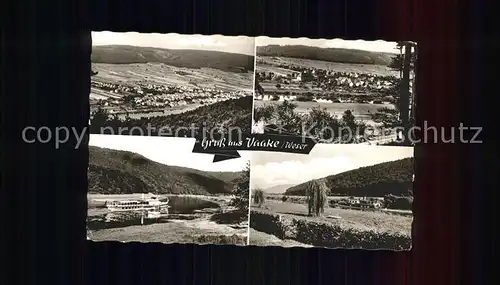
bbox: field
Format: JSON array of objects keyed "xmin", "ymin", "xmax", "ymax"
[
  {"xmin": 249, "ymin": 200, "xmax": 412, "ymax": 249},
  {"xmin": 254, "ymin": 100, "xmax": 392, "ymax": 121},
  {"xmin": 90, "ymin": 46, "xmax": 255, "ymax": 124},
  {"xmin": 255, "ymin": 200, "xmax": 411, "ymax": 234},
  {"xmin": 92, "ymin": 63, "xmax": 254, "ymax": 93},
  {"xmin": 258, "ymin": 56, "xmax": 399, "ymax": 77}
]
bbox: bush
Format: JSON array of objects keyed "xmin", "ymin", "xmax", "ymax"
[
  {"xmin": 384, "ymin": 195, "xmax": 413, "ymax": 210},
  {"xmin": 292, "ymin": 219, "xmax": 410, "ymax": 250},
  {"xmin": 210, "ymin": 210, "xmax": 248, "ymax": 224},
  {"xmin": 193, "ymin": 234, "xmax": 247, "ymax": 245},
  {"xmin": 249, "ymin": 211, "xmax": 286, "ymax": 239},
  {"xmin": 250, "ymin": 210, "xmax": 411, "ymax": 250}
]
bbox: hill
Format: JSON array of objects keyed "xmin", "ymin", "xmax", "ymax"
[
  {"xmin": 88, "ymin": 146, "xmax": 243, "ymax": 195},
  {"xmin": 131, "ymin": 96, "xmax": 253, "ymax": 134},
  {"xmin": 92, "ymin": 45, "xmax": 255, "ymax": 73},
  {"xmin": 285, "ymin": 157, "xmax": 414, "ymax": 197},
  {"xmin": 257, "ymin": 45, "xmax": 394, "ymax": 66},
  {"xmin": 262, "ymin": 184, "xmax": 296, "ymax": 194}
]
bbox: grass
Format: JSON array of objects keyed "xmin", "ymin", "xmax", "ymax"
[
  {"xmin": 89, "ymin": 219, "xmax": 248, "ymax": 245},
  {"xmin": 254, "ymin": 100, "xmax": 390, "ymax": 118},
  {"xmin": 255, "ymin": 200, "xmax": 412, "ymax": 234},
  {"xmin": 192, "ymin": 234, "xmax": 247, "ymax": 245},
  {"xmin": 248, "ymin": 228, "xmax": 312, "ymax": 248},
  {"xmin": 250, "ymin": 201, "xmax": 412, "ymax": 249}
]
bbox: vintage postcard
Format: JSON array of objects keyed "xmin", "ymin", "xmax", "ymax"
[
  {"xmin": 89, "ymin": 32, "xmax": 255, "ymax": 137},
  {"xmin": 252, "ymin": 37, "xmax": 417, "ymax": 146},
  {"xmin": 248, "ymin": 144, "xmax": 414, "ymax": 250},
  {"xmin": 86, "ymin": 135, "xmax": 251, "ymax": 245}
]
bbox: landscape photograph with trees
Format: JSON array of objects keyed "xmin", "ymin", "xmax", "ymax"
[
  {"xmin": 86, "ymin": 135, "xmax": 251, "ymax": 245},
  {"xmin": 252, "ymin": 37, "xmax": 417, "ymax": 145},
  {"xmin": 89, "ymin": 32, "xmax": 255, "ymax": 138},
  {"xmin": 248, "ymin": 144, "xmax": 415, "ymax": 250}
]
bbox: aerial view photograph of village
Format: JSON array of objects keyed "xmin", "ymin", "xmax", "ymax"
[
  {"xmin": 86, "ymin": 135, "xmax": 251, "ymax": 245},
  {"xmin": 89, "ymin": 32, "xmax": 255, "ymax": 137},
  {"xmin": 252, "ymin": 37, "xmax": 417, "ymax": 145},
  {"xmin": 248, "ymin": 144, "xmax": 414, "ymax": 250}
]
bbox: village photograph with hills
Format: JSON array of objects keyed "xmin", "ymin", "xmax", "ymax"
[
  {"xmin": 86, "ymin": 135, "xmax": 251, "ymax": 245},
  {"xmin": 85, "ymin": 35, "xmax": 419, "ymax": 249},
  {"xmin": 252, "ymin": 37, "xmax": 417, "ymax": 146},
  {"xmin": 89, "ymin": 32, "xmax": 255, "ymax": 137},
  {"xmin": 248, "ymin": 145, "xmax": 414, "ymax": 250}
]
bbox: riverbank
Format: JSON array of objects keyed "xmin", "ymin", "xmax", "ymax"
[{"xmin": 89, "ymin": 217, "xmax": 248, "ymax": 245}]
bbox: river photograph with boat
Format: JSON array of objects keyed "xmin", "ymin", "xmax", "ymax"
[{"xmin": 86, "ymin": 134, "xmax": 251, "ymax": 245}]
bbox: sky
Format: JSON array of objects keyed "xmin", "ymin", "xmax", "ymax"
[
  {"xmin": 256, "ymin": 37, "xmax": 405, "ymax": 54},
  {"xmin": 92, "ymin": 31, "xmax": 255, "ymax": 56},
  {"xmin": 89, "ymin": 134, "xmax": 251, "ymax": 172},
  {"xmin": 251, "ymin": 145, "xmax": 414, "ymax": 190}
]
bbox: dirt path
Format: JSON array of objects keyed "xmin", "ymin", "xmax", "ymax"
[{"xmin": 248, "ymin": 229, "xmax": 312, "ymax": 248}]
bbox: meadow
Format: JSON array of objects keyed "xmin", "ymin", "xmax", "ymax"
[
  {"xmin": 257, "ymin": 56, "xmax": 399, "ymax": 77},
  {"xmin": 254, "ymin": 100, "xmax": 391, "ymax": 121},
  {"xmin": 249, "ymin": 200, "xmax": 412, "ymax": 250},
  {"xmin": 92, "ymin": 63, "xmax": 254, "ymax": 93}
]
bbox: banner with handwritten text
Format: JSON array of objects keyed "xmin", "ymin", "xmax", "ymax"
[{"xmin": 192, "ymin": 133, "xmax": 317, "ymax": 162}]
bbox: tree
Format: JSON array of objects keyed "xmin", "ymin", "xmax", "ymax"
[
  {"xmin": 254, "ymin": 76, "xmax": 265, "ymax": 96},
  {"xmin": 253, "ymin": 105, "xmax": 275, "ymax": 123},
  {"xmin": 399, "ymin": 42, "xmax": 413, "ymax": 144},
  {"xmin": 230, "ymin": 162, "xmax": 250, "ymax": 212},
  {"xmin": 89, "ymin": 107, "xmax": 111, "ymax": 133},
  {"xmin": 281, "ymin": 196, "xmax": 288, "ymax": 202},
  {"xmin": 274, "ymin": 101, "xmax": 303, "ymax": 133},
  {"xmin": 304, "ymin": 106, "xmax": 341, "ymax": 141},
  {"xmin": 306, "ymin": 179, "xmax": 328, "ymax": 217},
  {"xmin": 389, "ymin": 41, "xmax": 417, "ymax": 145},
  {"xmin": 301, "ymin": 70, "xmax": 314, "ymax": 83},
  {"xmin": 372, "ymin": 107, "xmax": 401, "ymax": 128},
  {"xmin": 275, "ymin": 83, "xmax": 281, "ymax": 89},
  {"xmin": 253, "ymin": 189, "xmax": 265, "ymax": 207}
]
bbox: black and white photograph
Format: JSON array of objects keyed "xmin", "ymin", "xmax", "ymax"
[
  {"xmin": 89, "ymin": 32, "xmax": 255, "ymax": 137},
  {"xmin": 252, "ymin": 37, "xmax": 417, "ymax": 146},
  {"xmin": 86, "ymin": 135, "xmax": 251, "ymax": 245},
  {"xmin": 248, "ymin": 145, "xmax": 414, "ymax": 250}
]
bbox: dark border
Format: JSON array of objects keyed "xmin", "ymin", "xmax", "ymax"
[{"xmin": 1, "ymin": 0, "xmax": 482, "ymax": 284}]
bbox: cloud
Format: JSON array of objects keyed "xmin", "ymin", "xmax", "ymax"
[
  {"xmin": 251, "ymin": 156, "xmax": 355, "ymax": 189},
  {"xmin": 176, "ymin": 36, "xmax": 227, "ymax": 48},
  {"xmin": 89, "ymin": 135, "xmax": 249, "ymax": 172},
  {"xmin": 256, "ymin": 37, "xmax": 401, "ymax": 54},
  {"xmin": 251, "ymin": 145, "xmax": 414, "ymax": 189},
  {"xmin": 323, "ymin": 39, "xmax": 399, "ymax": 54}
]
